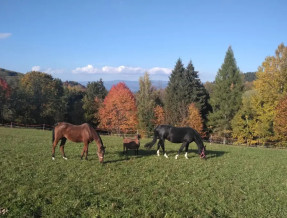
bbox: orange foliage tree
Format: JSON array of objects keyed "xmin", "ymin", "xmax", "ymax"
[
  {"xmin": 274, "ymin": 96, "xmax": 287, "ymax": 140},
  {"xmin": 153, "ymin": 105, "xmax": 165, "ymax": 126},
  {"xmin": 99, "ymin": 82, "xmax": 138, "ymax": 133},
  {"xmin": 182, "ymin": 103, "xmax": 204, "ymax": 136}
]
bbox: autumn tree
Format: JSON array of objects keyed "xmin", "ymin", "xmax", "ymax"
[
  {"xmin": 274, "ymin": 96, "xmax": 287, "ymax": 141},
  {"xmin": 99, "ymin": 82, "xmax": 138, "ymax": 133},
  {"xmin": 136, "ymin": 72, "xmax": 156, "ymax": 136},
  {"xmin": 208, "ymin": 46, "xmax": 243, "ymax": 143},
  {"xmin": 252, "ymin": 43, "xmax": 287, "ymax": 142},
  {"xmin": 153, "ymin": 105, "xmax": 165, "ymax": 126},
  {"xmin": 231, "ymin": 90, "xmax": 257, "ymax": 145},
  {"xmin": 182, "ymin": 103, "xmax": 204, "ymax": 136},
  {"xmin": 82, "ymin": 80, "xmax": 107, "ymax": 126}
]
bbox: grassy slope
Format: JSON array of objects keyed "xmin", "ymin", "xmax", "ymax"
[{"xmin": 0, "ymin": 127, "xmax": 287, "ymax": 217}]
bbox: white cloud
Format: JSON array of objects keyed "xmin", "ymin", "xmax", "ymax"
[
  {"xmin": 0, "ymin": 33, "xmax": 12, "ymax": 39},
  {"xmin": 32, "ymin": 66, "xmax": 41, "ymax": 71},
  {"xmin": 31, "ymin": 66, "xmax": 65, "ymax": 76},
  {"xmin": 72, "ymin": 64, "xmax": 172, "ymax": 76},
  {"xmin": 149, "ymin": 67, "xmax": 172, "ymax": 75}
]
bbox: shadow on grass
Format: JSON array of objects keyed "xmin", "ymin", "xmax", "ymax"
[{"xmin": 205, "ymin": 150, "xmax": 227, "ymax": 159}]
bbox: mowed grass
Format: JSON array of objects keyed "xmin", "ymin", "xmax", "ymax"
[{"xmin": 1, "ymin": 127, "xmax": 287, "ymax": 217}]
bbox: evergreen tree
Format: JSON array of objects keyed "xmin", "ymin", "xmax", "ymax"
[
  {"xmin": 208, "ymin": 46, "xmax": 243, "ymax": 142},
  {"xmin": 82, "ymin": 79, "xmax": 107, "ymax": 126},
  {"xmin": 136, "ymin": 72, "xmax": 156, "ymax": 137},
  {"xmin": 165, "ymin": 58, "xmax": 209, "ymax": 126},
  {"xmin": 164, "ymin": 58, "xmax": 186, "ymax": 125},
  {"xmin": 184, "ymin": 61, "xmax": 210, "ymax": 121}
]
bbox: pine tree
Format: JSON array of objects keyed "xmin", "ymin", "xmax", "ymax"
[
  {"xmin": 136, "ymin": 72, "xmax": 156, "ymax": 137},
  {"xmin": 164, "ymin": 58, "xmax": 209, "ymax": 126},
  {"xmin": 208, "ymin": 46, "xmax": 243, "ymax": 142},
  {"xmin": 164, "ymin": 58, "xmax": 186, "ymax": 125},
  {"xmin": 184, "ymin": 61, "xmax": 210, "ymax": 120}
]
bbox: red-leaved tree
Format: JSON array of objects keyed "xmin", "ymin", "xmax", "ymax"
[{"xmin": 99, "ymin": 82, "xmax": 138, "ymax": 133}]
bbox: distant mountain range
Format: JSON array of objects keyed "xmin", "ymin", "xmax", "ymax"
[
  {"xmin": 80, "ymin": 80, "xmax": 169, "ymax": 92},
  {"xmin": 1, "ymin": 67, "xmax": 256, "ymax": 92}
]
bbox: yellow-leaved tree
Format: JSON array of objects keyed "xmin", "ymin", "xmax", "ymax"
[
  {"xmin": 182, "ymin": 103, "xmax": 204, "ymax": 137},
  {"xmin": 252, "ymin": 43, "xmax": 287, "ymax": 142}
]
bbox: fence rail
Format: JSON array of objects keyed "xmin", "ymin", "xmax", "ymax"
[
  {"xmin": 1, "ymin": 122, "xmax": 287, "ymax": 148},
  {"xmin": 0, "ymin": 122, "xmax": 54, "ymax": 130}
]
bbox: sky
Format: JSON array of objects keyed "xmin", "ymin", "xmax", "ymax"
[{"xmin": 0, "ymin": 0, "xmax": 286, "ymax": 83}]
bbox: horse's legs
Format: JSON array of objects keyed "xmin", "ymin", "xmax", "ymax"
[
  {"xmin": 85, "ymin": 143, "xmax": 89, "ymax": 160},
  {"xmin": 175, "ymin": 142, "xmax": 188, "ymax": 159},
  {"xmin": 156, "ymin": 140, "xmax": 162, "ymax": 156},
  {"xmin": 59, "ymin": 138, "xmax": 67, "ymax": 160},
  {"xmin": 81, "ymin": 141, "xmax": 89, "ymax": 160},
  {"xmin": 52, "ymin": 137, "xmax": 60, "ymax": 160},
  {"xmin": 160, "ymin": 139, "xmax": 168, "ymax": 158}
]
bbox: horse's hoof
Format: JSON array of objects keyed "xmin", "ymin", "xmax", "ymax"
[
  {"xmin": 175, "ymin": 155, "xmax": 178, "ymax": 159},
  {"xmin": 164, "ymin": 153, "xmax": 168, "ymax": 158},
  {"xmin": 52, "ymin": 157, "xmax": 55, "ymax": 160},
  {"xmin": 157, "ymin": 150, "xmax": 160, "ymax": 156},
  {"xmin": 185, "ymin": 153, "xmax": 188, "ymax": 159},
  {"xmin": 63, "ymin": 157, "xmax": 68, "ymax": 160}
]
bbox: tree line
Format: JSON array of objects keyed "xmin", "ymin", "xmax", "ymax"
[{"xmin": 1, "ymin": 43, "xmax": 286, "ymax": 145}]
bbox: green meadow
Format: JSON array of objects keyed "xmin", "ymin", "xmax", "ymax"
[{"xmin": 1, "ymin": 127, "xmax": 287, "ymax": 217}]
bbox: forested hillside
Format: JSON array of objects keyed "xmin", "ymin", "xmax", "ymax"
[{"xmin": 1, "ymin": 43, "xmax": 286, "ymax": 146}]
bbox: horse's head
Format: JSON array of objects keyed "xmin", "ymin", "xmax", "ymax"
[
  {"xmin": 200, "ymin": 145, "xmax": 206, "ymax": 159},
  {"xmin": 97, "ymin": 146, "xmax": 106, "ymax": 163}
]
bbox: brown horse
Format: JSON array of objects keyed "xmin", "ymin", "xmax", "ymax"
[{"xmin": 52, "ymin": 122, "xmax": 106, "ymax": 163}]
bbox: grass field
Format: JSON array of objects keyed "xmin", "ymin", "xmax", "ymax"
[{"xmin": 1, "ymin": 127, "xmax": 287, "ymax": 217}]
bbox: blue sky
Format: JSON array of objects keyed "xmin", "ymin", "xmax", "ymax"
[{"xmin": 0, "ymin": 0, "xmax": 286, "ymax": 82}]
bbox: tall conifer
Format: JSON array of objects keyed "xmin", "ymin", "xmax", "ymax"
[
  {"xmin": 165, "ymin": 59, "xmax": 209, "ymax": 126},
  {"xmin": 164, "ymin": 59, "xmax": 186, "ymax": 125},
  {"xmin": 208, "ymin": 46, "xmax": 243, "ymax": 142}
]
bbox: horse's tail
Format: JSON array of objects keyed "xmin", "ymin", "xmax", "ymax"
[
  {"xmin": 52, "ymin": 123, "xmax": 59, "ymax": 143},
  {"xmin": 52, "ymin": 127, "xmax": 55, "ymax": 143},
  {"xmin": 144, "ymin": 127, "xmax": 158, "ymax": 149}
]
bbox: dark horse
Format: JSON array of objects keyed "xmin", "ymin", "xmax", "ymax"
[
  {"xmin": 145, "ymin": 125, "xmax": 206, "ymax": 159},
  {"xmin": 52, "ymin": 122, "xmax": 106, "ymax": 163}
]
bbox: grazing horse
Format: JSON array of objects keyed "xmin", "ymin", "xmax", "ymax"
[
  {"xmin": 123, "ymin": 134, "xmax": 141, "ymax": 155},
  {"xmin": 52, "ymin": 122, "xmax": 106, "ymax": 163},
  {"xmin": 145, "ymin": 125, "xmax": 206, "ymax": 159}
]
